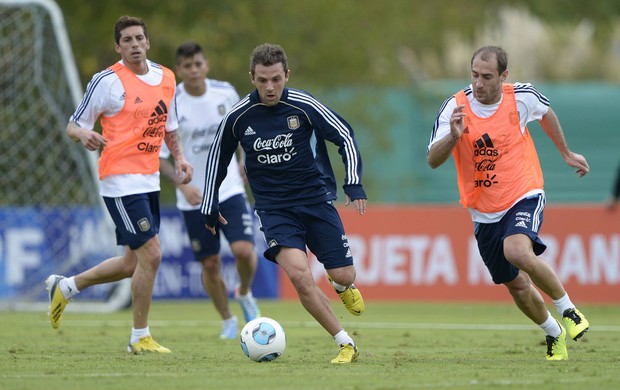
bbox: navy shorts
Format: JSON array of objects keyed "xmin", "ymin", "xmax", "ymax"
[
  {"xmin": 474, "ymin": 194, "xmax": 547, "ymax": 284},
  {"xmin": 103, "ymin": 191, "xmax": 160, "ymax": 250},
  {"xmin": 255, "ymin": 202, "xmax": 354, "ymax": 269},
  {"xmin": 183, "ymin": 194, "xmax": 255, "ymax": 261}
]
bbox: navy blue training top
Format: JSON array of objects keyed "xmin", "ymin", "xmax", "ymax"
[{"xmin": 200, "ymin": 87, "xmax": 365, "ymax": 225}]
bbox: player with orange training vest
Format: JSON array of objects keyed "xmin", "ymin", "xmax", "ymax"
[
  {"xmin": 428, "ymin": 46, "xmax": 590, "ymax": 361},
  {"xmin": 45, "ymin": 15, "xmax": 193, "ymax": 354}
]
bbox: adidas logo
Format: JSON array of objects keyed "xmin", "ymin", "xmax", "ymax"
[
  {"xmin": 473, "ymin": 133, "xmax": 498, "ymax": 157},
  {"xmin": 134, "ymin": 96, "xmax": 143, "ymax": 104},
  {"xmin": 120, "ymin": 92, "xmax": 125, "ymax": 101},
  {"xmin": 515, "ymin": 220, "xmax": 527, "ymax": 228},
  {"xmin": 244, "ymin": 126, "xmax": 256, "ymax": 136},
  {"xmin": 151, "ymin": 100, "xmax": 168, "ymax": 117},
  {"xmin": 474, "ymin": 133, "xmax": 494, "ymax": 148}
]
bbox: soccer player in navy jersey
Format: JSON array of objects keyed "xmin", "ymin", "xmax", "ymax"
[{"xmin": 201, "ymin": 43, "xmax": 366, "ymax": 363}]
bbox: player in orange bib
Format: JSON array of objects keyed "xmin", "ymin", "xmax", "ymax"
[
  {"xmin": 45, "ymin": 15, "xmax": 193, "ymax": 354},
  {"xmin": 427, "ymin": 46, "xmax": 590, "ymax": 361}
]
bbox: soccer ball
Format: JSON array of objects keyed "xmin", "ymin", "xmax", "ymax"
[{"xmin": 240, "ymin": 317, "xmax": 286, "ymax": 362}]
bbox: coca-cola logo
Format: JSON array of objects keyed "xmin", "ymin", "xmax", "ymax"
[
  {"xmin": 253, "ymin": 133, "xmax": 293, "ymax": 151},
  {"xmin": 133, "ymin": 107, "xmax": 151, "ymax": 119},
  {"xmin": 143, "ymin": 125, "xmax": 165, "ymax": 138},
  {"xmin": 474, "ymin": 159, "xmax": 496, "ymax": 172}
]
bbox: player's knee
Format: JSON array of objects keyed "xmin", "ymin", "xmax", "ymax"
[
  {"xmin": 121, "ymin": 261, "xmax": 136, "ymax": 278},
  {"xmin": 327, "ymin": 266, "xmax": 356, "ymax": 287},
  {"xmin": 232, "ymin": 243, "xmax": 256, "ymax": 263},
  {"xmin": 504, "ymin": 271, "xmax": 530, "ymax": 296},
  {"xmin": 201, "ymin": 255, "xmax": 221, "ymax": 274},
  {"xmin": 504, "ymin": 246, "xmax": 532, "ymax": 271}
]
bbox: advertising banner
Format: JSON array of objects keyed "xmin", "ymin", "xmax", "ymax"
[
  {"xmin": 2, "ymin": 205, "xmax": 617, "ymax": 304},
  {"xmin": 280, "ymin": 205, "xmax": 619, "ymax": 303},
  {"xmin": 0, "ymin": 207, "xmax": 278, "ymax": 303}
]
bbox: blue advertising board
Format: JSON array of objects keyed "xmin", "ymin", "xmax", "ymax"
[{"xmin": 0, "ymin": 206, "xmax": 278, "ymax": 303}]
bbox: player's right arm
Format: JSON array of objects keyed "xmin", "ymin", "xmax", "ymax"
[
  {"xmin": 426, "ymin": 97, "xmax": 464, "ymax": 169},
  {"xmin": 66, "ymin": 69, "xmax": 115, "ymax": 151},
  {"xmin": 200, "ymin": 115, "xmax": 238, "ymax": 232}
]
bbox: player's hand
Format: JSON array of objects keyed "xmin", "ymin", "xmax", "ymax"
[
  {"xmin": 345, "ymin": 194, "xmax": 366, "ymax": 215},
  {"xmin": 176, "ymin": 159, "xmax": 193, "ymax": 184},
  {"xmin": 81, "ymin": 130, "xmax": 107, "ymax": 151},
  {"xmin": 205, "ymin": 213, "xmax": 228, "ymax": 235},
  {"xmin": 450, "ymin": 105, "xmax": 466, "ymax": 140},
  {"xmin": 564, "ymin": 151, "xmax": 589, "ymax": 177}
]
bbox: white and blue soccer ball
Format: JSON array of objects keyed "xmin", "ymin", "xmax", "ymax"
[{"xmin": 240, "ymin": 317, "xmax": 286, "ymax": 362}]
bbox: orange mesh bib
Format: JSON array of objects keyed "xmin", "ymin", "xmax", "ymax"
[
  {"xmin": 98, "ymin": 62, "xmax": 175, "ymax": 179},
  {"xmin": 452, "ymin": 84, "xmax": 544, "ymax": 212}
]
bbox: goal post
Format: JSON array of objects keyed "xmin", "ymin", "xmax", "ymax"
[{"xmin": 0, "ymin": 0, "xmax": 131, "ymax": 312}]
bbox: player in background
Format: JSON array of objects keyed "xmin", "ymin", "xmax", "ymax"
[
  {"xmin": 46, "ymin": 15, "xmax": 193, "ymax": 354},
  {"xmin": 427, "ymin": 45, "xmax": 590, "ymax": 361},
  {"xmin": 159, "ymin": 42, "xmax": 260, "ymax": 339},
  {"xmin": 606, "ymin": 162, "xmax": 620, "ymax": 211},
  {"xmin": 201, "ymin": 43, "xmax": 366, "ymax": 364}
]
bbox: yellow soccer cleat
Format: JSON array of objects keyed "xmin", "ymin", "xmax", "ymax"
[
  {"xmin": 545, "ymin": 322, "xmax": 568, "ymax": 361},
  {"xmin": 331, "ymin": 343, "xmax": 359, "ymax": 364},
  {"xmin": 328, "ymin": 276, "xmax": 365, "ymax": 316},
  {"xmin": 45, "ymin": 275, "xmax": 70, "ymax": 329},
  {"xmin": 127, "ymin": 336, "xmax": 172, "ymax": 354},
  {"xmin": 562, "ymin": 308, "xmax": 589, "ymax": 341}
]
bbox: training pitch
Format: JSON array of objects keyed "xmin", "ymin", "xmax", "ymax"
[{"xmin": 1, "ymin": 300, "xmax": 619, "ymax": 390}]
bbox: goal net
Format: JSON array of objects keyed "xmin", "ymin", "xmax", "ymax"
[{"xmin": 0, "ymin": 0, "xmax": 130, "ymax": 312}]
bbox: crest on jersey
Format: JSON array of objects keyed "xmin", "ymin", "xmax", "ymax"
[
  {"xmin": 218, "ymin": 104, "xmax": 226, "ymax": 116},
  {"xmin": 287, "ymin": 116, "xmax": 300, "ymax": 130}
]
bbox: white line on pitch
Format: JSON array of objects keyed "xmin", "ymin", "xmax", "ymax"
[{"xmin": 46, "ymin": 319, "xmax": 620, "ymax": 332}]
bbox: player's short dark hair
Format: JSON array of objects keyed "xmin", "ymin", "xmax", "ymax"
[
  {"xmin": 250, "ymin": 43, "xmax": 288, "ymax": 75},
  {"xmin": 176, "ymin": 42, "xmax": 204, "ymax": 64},
  {"xmin": 114, "ymin": 15, "xmax": 148, "ymax": 44},
  {"xmin": 471, "ymin": 46, "xmax": 508, "ymax": 75}
]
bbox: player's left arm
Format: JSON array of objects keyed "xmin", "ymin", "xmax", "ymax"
[
  {"xmin": 313, "ymin": 103, "xmax": 367, "ymax": 215},
  {"xmin": 538, "ymin": 107, "xmax": 589, "ymax": 177}
]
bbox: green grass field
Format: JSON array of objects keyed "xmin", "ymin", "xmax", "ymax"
[{"xmin": 1, "ymin": 300, "xmax": 619, "ymax": 390}]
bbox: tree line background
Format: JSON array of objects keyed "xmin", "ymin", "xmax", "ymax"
[{"xmin": 57, "ymin": 0, "xmax": 620, "ymax": 88}]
